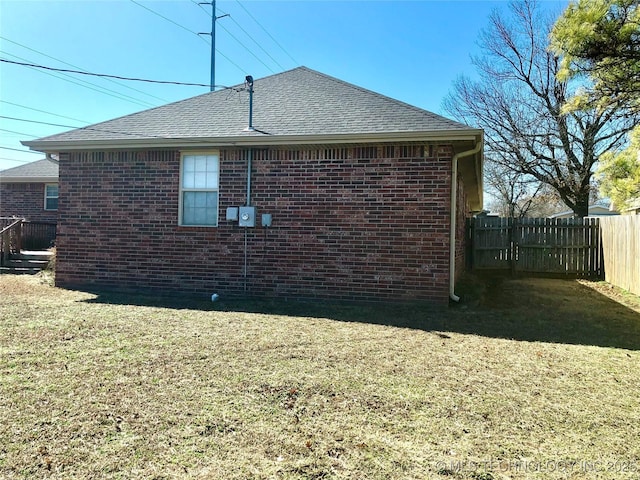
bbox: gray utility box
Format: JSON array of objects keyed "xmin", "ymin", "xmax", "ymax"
[
  {"xmin": 226, "ymin": 207, "xmax": 239, "ymax": 221},
  {"xmin": 238, "ymin": 206, "xmax": 257, "ymax": 227}
]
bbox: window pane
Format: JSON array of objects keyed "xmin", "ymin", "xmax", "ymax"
[
  {"xmin": 194, "ymin": 173, "xmax": 207, "ymax": 189},
  {"xmin": 46, "ymin": 185, "xmax": 59, "ymax": 197},
  {"xmin": 206, "ymin": 172, "xmax": 218, "ymax": 189},
  {"xmin": 182, "ymin": 191, "xmax": 218, "ymax": 225},
  {"xmin": 192, "ymin": 207, "xmax": 205, "ymax": 224},
  {"xmin": 194, "ymin": 192, "xmax": 207, "ymax": 207},
  {"xmin": 183, "ymin": 191, "xmax": 195, "ymax": 207},
  {"xmin": 195, "ymin": 156, "xmax": 208, "ymax": 173},
  {"xmin": 183, "ymin": 171, "xmax": 195, "ymax": 189},
  {"xmin": 45, "ymin": 198, "xmax": 58, "ymax": 210},
  {"xmin": 183, "ymin": 207, "xmax": 195, "ymax": 225},
  {"xmin": 183, "ymin": 157, "xmax": 195, "ymax": 173},
  {"xmin": 183, "ymin": 155, "xmax": 218, "ymax": 189}
]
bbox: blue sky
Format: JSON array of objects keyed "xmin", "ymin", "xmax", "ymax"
[{"xmin": 0, "ymin": 0, "xmax": 568, "ymax": 171}]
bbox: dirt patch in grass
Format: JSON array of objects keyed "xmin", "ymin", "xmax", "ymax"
[{"xmin": 1, "ymin": 274, "xmax": 639, "ymax": 479}]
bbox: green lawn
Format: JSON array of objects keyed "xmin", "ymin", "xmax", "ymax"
[{"xmin": 1, "ymin": 274, "xmax": 639, "ymax": 479}]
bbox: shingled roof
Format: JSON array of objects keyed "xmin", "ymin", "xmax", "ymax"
[
  {"xmin": 24, "ymin": 67, "xmax": 481, "ymax": 150},
  {"xmin": 0, "ymin": 158, "xmax": 58, "ymax": 183}
]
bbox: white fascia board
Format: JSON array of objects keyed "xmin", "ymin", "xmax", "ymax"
[{"xmin": 22, "ymin": 130, "xmax": 484, "ymax": 152}]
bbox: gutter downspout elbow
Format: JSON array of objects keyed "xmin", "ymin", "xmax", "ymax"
[{"xmin": 450, "ymin": 141, "xmax": 482, "ymax": 302}]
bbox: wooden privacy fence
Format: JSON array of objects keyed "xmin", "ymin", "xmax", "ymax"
[
  {"xmin": 599, "ymin": 216, "xmax": 640, "ymax": 296},
  {"xmin": 21, "ymin": 221, "xmax": 57, "ymax": 250},
  {"xmin": 469, "ymin": 217, "xmax": 602, "ymax": 277}
]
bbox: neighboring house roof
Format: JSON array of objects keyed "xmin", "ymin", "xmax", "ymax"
[
  {"xmin": 23, "ymin": 66, "xmax": 481, "ymax": 150},
  {"xmin": 549, "ymin": 204, "xmax": 619, "ymax": 218},
  {"xmin": 0, "ymin": 158, "xmax": 59, "ymax": 183}
]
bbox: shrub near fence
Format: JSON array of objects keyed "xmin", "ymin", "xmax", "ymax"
[{"xmin": 599, "ymin": 216, "xmax": 640, "ymax": 296}]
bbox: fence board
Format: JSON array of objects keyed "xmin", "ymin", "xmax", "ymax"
[
  {"xmin": 472, "ymin": 217, "xmax": 513, "ymax": 269},
  {"xmin": 22, "ymin": 222, "xmax": 57, "ymax": 250},
  {"xmin": 470, "ymin": 217, "xmax": 601, "ymax": 277},
  {"xmin": 599, "ymin": 216, "xmax": 640, "ymax": 296}
]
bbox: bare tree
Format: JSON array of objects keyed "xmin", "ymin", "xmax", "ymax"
[
  {"xmin": 484, "ymin": 160, "xmax": 565, "ymax": 217},
  {"xmin": 484, "ymin": 160, "xmax": 538, "ymax": 217},
  {"xmin": 444, "ymin": 0, "xmax": 637, "ymax": 217}
]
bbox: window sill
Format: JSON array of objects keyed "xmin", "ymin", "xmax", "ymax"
[{"xmin": 177, "ymin": 225, "xmax": 219, "ymax": 231}]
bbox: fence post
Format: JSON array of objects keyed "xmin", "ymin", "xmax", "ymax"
[
  {"xmin": 0, "ymin": 231, "xmax": 6, "ymax": 266},
  {"xmin": 466, "ymin": 218, "xmax": 474, "ymax": 271},
  {"xmin": 16, "ymin": 221, "xmax": 23, "ymax": 253},
  {"xmin": 510, "ymin": 218, "xmax": 517, "ymax": 275}
]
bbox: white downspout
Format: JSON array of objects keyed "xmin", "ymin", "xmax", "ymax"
[{"xmin": 449, "ymin": 141, "xmax": 482, "ymax": 302}]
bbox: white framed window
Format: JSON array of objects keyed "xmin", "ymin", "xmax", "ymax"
[
  {"xmin": 44, "ymin": 183, "xmax": 59, "ymax": 211},
  {"xmin": 179, "ymin": 152, "xmax": 219, "ymax": 226}
]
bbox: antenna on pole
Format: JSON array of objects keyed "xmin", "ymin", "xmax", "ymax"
[
  {"xmin": 199, "ymin": 0, "xmax": 229, "ymax": 91},
  {"xmin": 245, "ymin": 75, "xmax": 254, "ymax": 131}
]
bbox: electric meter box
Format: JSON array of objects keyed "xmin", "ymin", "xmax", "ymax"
[
  {"xmin": 226, "ymin": 207, "xmax": 239, "ymax": 221},
  {"xmin": 238, "ymin": 206, "xmax": 256, "ymax": 227}
]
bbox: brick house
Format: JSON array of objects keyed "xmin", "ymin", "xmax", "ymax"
[
  {"xmin": 24, "ymin": 67, "xmax": 483, "ymax": 304},
  {"xmin": 0, "ymin": 158, "xmax": 59, "ymax": 222}
]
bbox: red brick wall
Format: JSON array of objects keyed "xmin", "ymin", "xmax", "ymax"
[
  {"xmin": 56, "ymin": 145, "xmax": 454, "ymax": 304},
  {"xmin": 0, "ymin": 182, "xmax": 58, "ymax": 222}
]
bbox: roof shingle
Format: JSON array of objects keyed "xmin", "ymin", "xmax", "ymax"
[
  {"xmin": 27, "ymin": 67, "xmax": 476, "ymax": 146},
  {"xmin": 0, "ymin": 158, "xmax": 58, "ymax": 180}
]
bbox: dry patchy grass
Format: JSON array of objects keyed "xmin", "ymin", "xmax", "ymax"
[{"xmin": 1, "ymin": 275, "xmax": 639, "ymax": 479}]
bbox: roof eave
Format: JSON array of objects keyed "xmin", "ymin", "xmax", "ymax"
[{"xmin": 22, "ymin": 129, "xmax": 484, "ymax": 152}]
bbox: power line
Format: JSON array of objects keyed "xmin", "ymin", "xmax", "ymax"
[
  {"xmin": 130, "ymin": 0, "xmax": 209, "ymax": 42},
  {"xmin": 0, "ymin": 107, "xmax": 249, "ymax": 144},
  {"xmin": 193, "ymin": 0, "xmax": 286, "ymax": 71},
  {"xmin": 0, "ymin": 145, "xmax": 42, "ymax": 154},
  {"xmin": 0, "ymin": 100, "xmax": 91, "ymax": 124},
  {"xmin": 226, "ymin": 13, "xmax": 286, "ymax": 71},
  {"xmin": 0, "ymin": 128, "xmax": 37, "ymax": 138},
  {"xmin": 189, "ymin": 0, "xmax": 279, "ymax": 74},
  {"xmin": 0, "ymin": 36, "xmax": 169, "ymax": 103},
  {"xmin": 0, "ymin": 51, "xmax": 156, "ymax": 108},
  {"xmin": 1, "ymin": 115, "xmax": 212, "ymax": 142},
  {"xmin": 190, "ymin": 0, "xmax": 211, "ymax": 17},
  {"xmin": 235, "ymin": 0, "xmax": 298, "ymax": 65},
  {"xmin": 212, "ymin": 42, "xmax": 248, "ymax": 76},
  {"xmin": 0, "ymin": 115, "xmax": 149, "ymax": 137},
  {"xmin": 216, "ymin": 18, "xmax": 276, "ymax": 73},
  {"xmin": 132, "ymin": 0, "xmax": 246, "ymax": 75},
  {"xmin": 1, "ymin": 58, "xmax": 219, "ymax": 88}
]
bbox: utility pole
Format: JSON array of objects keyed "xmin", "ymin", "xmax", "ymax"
[{"xmin": 199, "ymin": 0, "xmax": 229, "ymax": 91}]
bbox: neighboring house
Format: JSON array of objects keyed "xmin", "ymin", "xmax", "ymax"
[
  {"xmin": 23, "ymin": 67, "xmax": 483, "ymax": 304},
  {"xmin": 0, "ymin": 158, "xmax": 59, "ymax": 222},
  {"xmin": 549, "ymin": 204, "xmax": 619, "ymax": 219},
  {"xmin": 611, "ymin": 198, "xmax": 640, "ymax": 215}
]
